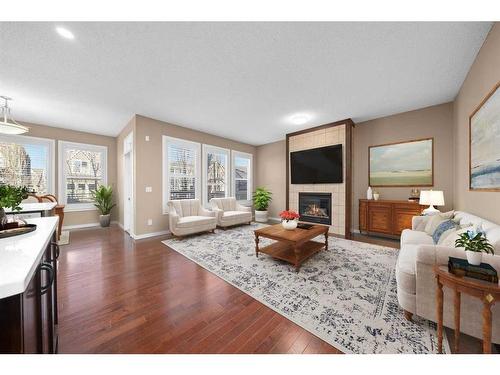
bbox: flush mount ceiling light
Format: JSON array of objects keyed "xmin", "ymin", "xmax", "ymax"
[
  {"xmin": 56, "ymin": 26, "xmax": 75, "ymax": 40},
  {"xmin": 0, "ymin": 96, "xmax": 29, "ymax": 135},
  {"xmin": 289, "ymin": 114, "xmax": 311, "ymax": 125}
]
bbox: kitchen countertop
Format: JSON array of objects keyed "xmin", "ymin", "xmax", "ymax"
[
  {"xmin": 4, "ymin": 202, "xmax": 57, "ymax": 213},
  {"xmin": 0, "ymin": 216, "xmax": 59, "ymax": 299}
]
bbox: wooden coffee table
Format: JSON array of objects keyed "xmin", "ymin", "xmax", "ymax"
[{"xmin": 254, "ymin": 223, "xmax": 329, "ymax": 271}]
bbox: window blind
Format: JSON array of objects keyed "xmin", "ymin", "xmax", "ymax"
[{"xmin": 168, "ymin": 143, "xmax": 197, "ymax": 200}]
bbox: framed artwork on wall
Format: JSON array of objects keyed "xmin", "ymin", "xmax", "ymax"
[
  {"xmin": 369, "ymin": 138, "xmax": 434, "ymax": 187},
  {"xmin": 469, "ymin": 82, "xmax": 500, "ymax": 191}
]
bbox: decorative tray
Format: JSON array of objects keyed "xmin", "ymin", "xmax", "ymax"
[{"xmin": 0, "ymin": 224, "xmax": 37, "ymax": 239}]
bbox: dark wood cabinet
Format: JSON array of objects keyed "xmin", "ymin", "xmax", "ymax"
[
  {"xmin": 359, "ymin": 199, "xmax": 424, "ymax": 237},
  {"xmin": 0, "ymin": 234, "xmax": 59, "ymax": 353}
]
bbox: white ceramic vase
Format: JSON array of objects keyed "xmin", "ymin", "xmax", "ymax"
[
  {"xmin": 466, "ymin": 250, "xmax": 482, "ymax": 266},
  {"xmin": 254, "ymin": 210, "xmax": 268, "ymax": 223},
  {"xmin": 281, "ymin": 219, "xmax": 298, "ymax": 230},
  {"xmin": 373, "ymin": 193, "xmax": 380, "ymax": 201}
]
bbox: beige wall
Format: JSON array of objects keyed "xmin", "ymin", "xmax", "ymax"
[
  {"xmin": 131, "ymin": 115, "xmax": 257, "ymax": 236},
  {"xmin": 18, "ymin": 121, "xmax": 117, "ymax": 227},
  {"xmin": 453, "ymin": 23, "xmax": 500, "ymax": 224},
  {"xmin": 255, "ymin": 140, "xmax": 286, "ymax": 219},
  {"xmin": 352, "ymin": 103, "xmax": 454, "ymax": 230}
]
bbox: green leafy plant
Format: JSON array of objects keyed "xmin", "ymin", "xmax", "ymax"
[
  {"xmin": 252, "ymin": 187, "xmax": 272, "ymax": 211},
  {"xmin": 455, "ymin": 229, "xmax": 494, "ymax": 254},
  {"xmin": 0, "ymin": 184, "xmax": 29, "ymax": 212},
  {"xmin": 92, "ymin": 185, "xmax": 116, "ymax": 215}
]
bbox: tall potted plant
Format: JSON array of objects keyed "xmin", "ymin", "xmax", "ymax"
[
  {"xmin": 0, "ymin": 184, "xmax": 29, "ymax": 229},
  {"xmin": 92, "ymin": 185, "xmax": 116, "ymax": 227},
  {"xmin": 455, "ymin": 228, "xmax": 494, "ymax": 265},
  {"xmin": 252, "ymin": 187, "xmax": 272, "ymax": 223}
]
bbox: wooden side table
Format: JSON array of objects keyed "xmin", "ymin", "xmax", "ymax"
[{"xmin": 434, "ymin": 265, "xmax": 500, "ymax": 354}]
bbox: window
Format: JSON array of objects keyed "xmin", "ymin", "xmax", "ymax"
[
  {"xmin": 232, "ymin": 151, "xmax": 253, "ymax": 203},
  {"xmin": 0, "ymin": 134, "xmax": 55, "ymax": 194},
  {"xmin": 202, "ymin": 145, "xmax": 230, "ymax": 206},
  {"xmin": 162, "ymin": 136, "xmax": 201, "ymax": 213},
  {"xmin": 59, "ymin": 141, "xmax": 107, "ymax": 210}
]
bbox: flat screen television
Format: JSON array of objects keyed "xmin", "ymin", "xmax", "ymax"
[{"xmin": 290, "ymin": 144, "xmax": 343, "ymax": 184}]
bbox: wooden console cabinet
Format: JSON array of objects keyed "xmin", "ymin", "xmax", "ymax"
[{"xmin": 359, "ymin": 199, "xmax": 425, "ymax": 237}]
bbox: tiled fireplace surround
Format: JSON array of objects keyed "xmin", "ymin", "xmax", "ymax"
[{"xmin": 287, "ymin": 120, "xmax": 352, "ymax": 236}]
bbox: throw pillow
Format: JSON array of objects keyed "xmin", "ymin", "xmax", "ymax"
[
  {"xmin": 432, "ymin": 220, "xmax": 457, "ymax": 244},
  {"xmin": 424, "ymin": 211, "xmax": 455, "ymax": 235}
]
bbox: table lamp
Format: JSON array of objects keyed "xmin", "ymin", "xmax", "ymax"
[{"xmin": 419, "ymin": 190, "xmax": 445, "ymax": 215}]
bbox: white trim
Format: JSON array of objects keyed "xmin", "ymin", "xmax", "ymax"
[
  {"xmin": 231, "ymin": 150, "xmax": 253, "ymax": 204},
  {"xmin": 202, "ymin": 143, "xmax": 231, "ymax": 207},
  {"xmin": 0, "ymin": 133, "xmax": 55, "ymax": 195},
  {"xmin": 162, "ymin": 136, "xmax": 201, "ymax": 214},
  {"xmin": 131, "ymin": 230, "xmax": 170, "ymax": 240},
  {"xmin": 62, "ymin": 220, "xmax": 118, "ymax": 231},
  {"xmin": 58, "ymin": 140, "xmax": 108, "ymax": 211},
  {"xmin": 123, "ymin": 132, "xmax": 134, "ymax": 234}
]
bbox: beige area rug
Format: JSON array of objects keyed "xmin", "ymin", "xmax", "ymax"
[{"xmin": 163, "ymin": 223, "xmax": 450, "ymax": 354}]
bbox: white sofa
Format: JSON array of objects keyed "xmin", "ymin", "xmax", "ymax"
[
  {"xmin": 209, "ymin": 197, "xmax": 252, "ymax": 228},
  {"xmin": 396, "ymin": 211, "xmax": 500, "ymax": 344},
  {"xmin": 167, "ymin": 199, "xmax": 217, "ymax": 237}
]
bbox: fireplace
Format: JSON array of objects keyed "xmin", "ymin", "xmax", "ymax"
[{"xmin": 298, "ymin": 192, "xmax": 332, "ymax": 225}]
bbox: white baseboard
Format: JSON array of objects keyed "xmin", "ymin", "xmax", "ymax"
[
  {"xmin": 62, "ymin": 221, "xmax": 119, "ymax": 231},
  {"xmin": 351, "ymin": 229, "xmax": 360, "ymax": 234},
  {"xmin": 131, "ymin": 230, "xmax": 170, "ymax": 240}
]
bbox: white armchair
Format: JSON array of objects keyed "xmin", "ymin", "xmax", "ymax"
[
  {"xmin": 210, "ymin": 197, "xmax": 252, "ymax": 228},
  {"xmin": 167, "ymin": 199, "xmax": 216, "ymax": 237}
]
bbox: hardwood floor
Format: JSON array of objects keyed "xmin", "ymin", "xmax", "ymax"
[
  {"xmin": 57, "ymin": 225, "xmax": 340, "ymax": 354},
  {"xmin": 57, "ymin": 226, "xmax": 495, "ymax": 354}
]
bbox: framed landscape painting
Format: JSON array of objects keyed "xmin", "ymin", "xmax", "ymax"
[
  {"xmin": 369, "ymin": 138, "xmax": 433, "ymax": 187},
  {"xmin": 469, "ymin": 82, "xmax": 500, "ymax": 191}
]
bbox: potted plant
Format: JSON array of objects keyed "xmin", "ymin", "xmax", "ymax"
[
  {"xmin": 455, "ymin": 228, "xmax": 494, "ymax": 265},
  {"xmin": 0, "ymin": 184, "xmax": 29, "ymax": 229},
  {"xmin": 252, "ymin": 187, "xmax": 272, "ymax": 223},
  {"xmin": 92, "ymin": 185, "xmax": 116, "ymax": 227},
  {"xmin": 279, "ymin": 210, "xmax": 300, "ymax": 230}
]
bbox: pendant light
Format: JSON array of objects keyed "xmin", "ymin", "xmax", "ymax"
[{"xmin": 0, "ymin": 96, "xmax": 29, "ymax": 135}]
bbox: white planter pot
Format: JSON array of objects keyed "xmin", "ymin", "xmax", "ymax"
[
  {"xmin": 466, "ymin": 250, "xmax": 482, "ymax": 266},
  {"xmin": 254, "ymin": 210, "xmax": 268, "ymax": 223},
  {"xmin": 281, "ymin": 219, "xmax": 298, "ymax": 230}
]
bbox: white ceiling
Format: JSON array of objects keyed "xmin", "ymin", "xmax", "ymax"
[{"xmin": 0, "ymin": 22, "xmax": 492, "ymax": 145}]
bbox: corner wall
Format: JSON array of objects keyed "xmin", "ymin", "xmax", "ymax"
[
  {"xmin": 255, "ymin": 140, "xmax": 286, "ymax": 219},
  {"xmin": 19, "ymin": 121, "xmax": 118, "ymax": 228},
  {"xmin": 131, "ymin": 114, "xmax": 257, "ymax": 236},
  {"xmin": 352, "ymin": 103, "xmax": 454, "ymax": 231},
  {"xmin": 453, "ymin": 23, "xmax": 500, "ymax": 224}
]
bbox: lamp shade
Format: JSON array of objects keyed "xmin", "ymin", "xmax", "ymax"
[{"xmin": 419, "ymin": 190, "xmax": 445, "ymax": 206}]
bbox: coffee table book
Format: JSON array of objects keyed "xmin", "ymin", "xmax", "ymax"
[{"xmin": 448, "ymin": 256, "xmax": 498, "ymax": 284}]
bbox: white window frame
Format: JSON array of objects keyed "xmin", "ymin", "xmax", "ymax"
[
  {"xmin": 162, "ymin": 136, "xmax": 201, "ymax": 214},
  {"xmin": 231, "ymin": 150, "xmax": 253, "ymax": 204},
  {"xmin": 0, "ymin": 134, "xmax": 55, "ymax": 194},
  {"xmin": 58, "ymin": 141, "xmax": 108, "ymax": 212},
  {"xmin": 202, "ymin": 144, "xmax": 231, "ymax": 207}
]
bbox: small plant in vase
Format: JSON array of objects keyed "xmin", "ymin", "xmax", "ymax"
[
  {"xmin": 279, "ymin": 210, "xmax": 300, "ymax": 230},
  {"xmin": 0, "ymin": 184, "xmax": 29, "ymax": 229},
  {"xmin": 455, "ymin": 228, "xmax": 494, "ymax": 265},
  {"xmin": 92, "ymin": 185, "xmax": 116, "ymax": 227},
  {"xmin": 253, "ymin": 187, "xmax": 272, "ymax": 223}
]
